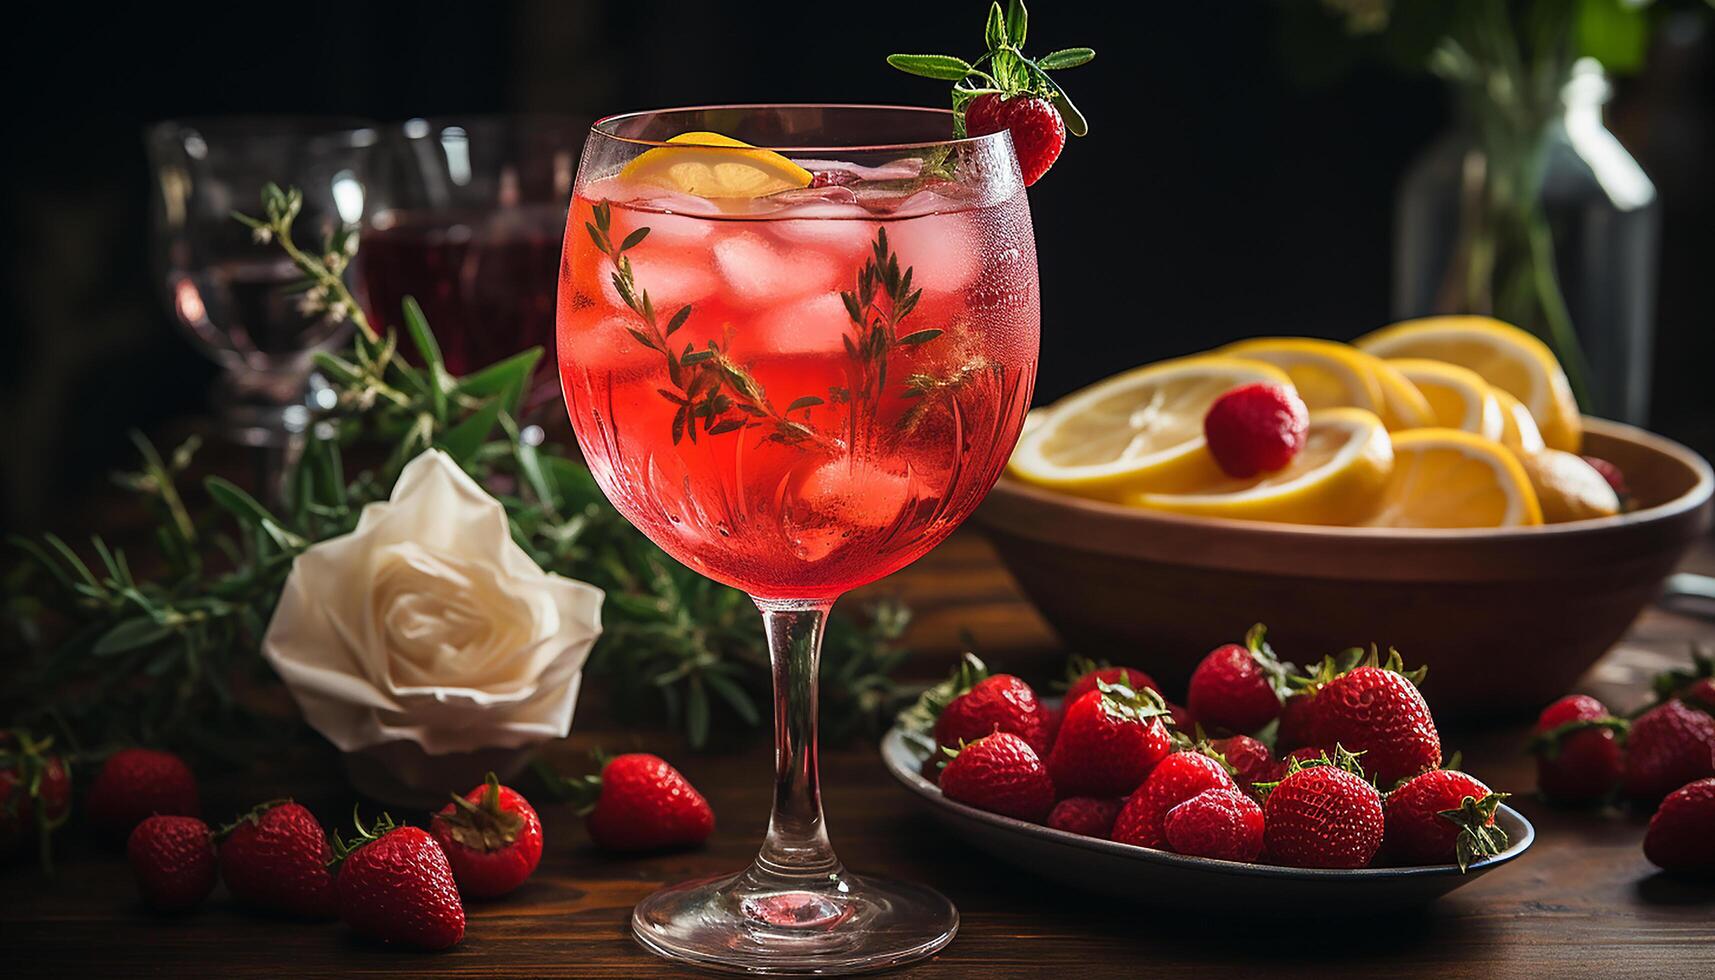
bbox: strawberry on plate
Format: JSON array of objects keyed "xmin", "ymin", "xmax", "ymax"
[
  {"xmin": 1045, "ymin": 796, "xmax": 1122, "ymax": 838},
  {"xmin": 1643, "ymin": 777, "xmax": 1715, "ymax": 874},
  {"xmin": 431, "ymin": 773, "xmax": 544, "ymax": 899},
  {"xmin": 1623, "ymin": 698, "xmax": 1715, "ymax": 802},
  {"xmin": 218, "ymin": 800, "xmax": 336, "ymax": 919},
  {"xmin": 332, "ymin": 811, "xmax": 465, "ymax": 950},
  {"xmin": 939, "ymin": 731, "xmax": 1056, "ymax": 823},
  {"xmin": 128, "ymin": 814, "xmax": 217, "ymax": 913},
  {"xmin": 1208, "ymin": 734, "xmax": 1283, "ymax": 798},
  {"xmin": 1259, "ymin": 748, "xmax": 1385, "ymax": 870},
  {"xmin": 888, "ymin": 1, "xmax": 1094, "ymax": 186},
  {"xmin": 1306, "ymin": 648, "xmax": 1441, "ymax": 787},
  {"xmin": 1383, "ymin": 769, "xmax": 1509, "ymax": 870},
  {"xmin": 1047, "ymin": 682, "xmax": 1175, "ymax": 799},
  {"xmin": 87, "ymin": 748, "xmax": 200, "ymax": 839},
  {"xmin": 1528, "ymin": 694, "xmax": 1627, "ymax": 804},
  {"xmin": 1111, "ymin": 749, "xmax": 1235, "ymax": 850},
  {"xmin": 1164, "ymin": 787, "xmax": 1264, "ymax": 863},
  {"xmin": 933, "ymin": 673, "xmax": 1051, "ymax": 756},
  {"xmin": 542, "ymin": 753, "xmax": 715, "ymax": 853},
  {"xmin": 1186, "ymin": 624, "xmax": 1291, "ymax": 735},
  {"xmin": 1063, "ymin": 657, "xmax": 1161, "ymax": 705}
]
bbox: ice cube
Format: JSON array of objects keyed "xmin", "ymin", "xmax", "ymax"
[
  {"xmin": 712, "ymin": 232, "xmax": 840, "ymax": 307},
  {"xmin": 883, "ymin": 210, "xmax": 981, "ymax": 294},
  {"xmin": 599, "ymin": 250, "xmax": 719, "ymax": 312},
  {"xmin": 794, "ymin": 457, "xmax": 918, "ymax": 532},
  {"xmin": 795, "ymin": 157, "xmax": 925, "ymax": 182},
  {"xmin": 754, "ymin": 291, "xmax": 856, "ymax": 355}
]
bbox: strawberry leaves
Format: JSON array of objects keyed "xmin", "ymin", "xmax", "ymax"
[{"xmin": 887, "ymin": 0, "xmax": 1094, "ymax": 138}]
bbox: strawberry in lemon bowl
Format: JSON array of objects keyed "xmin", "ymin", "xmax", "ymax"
[{"xmin": 981, "ymin": 317, "xmax": 1712, "ymax": 717}]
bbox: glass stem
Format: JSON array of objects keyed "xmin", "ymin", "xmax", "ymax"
[{"xmin": 752, "ymin": 597, "xmax": 842, "ymax": 884}]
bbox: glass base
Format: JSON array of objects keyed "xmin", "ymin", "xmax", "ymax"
[{"xmin": 632, "ymin": 865, "xmax": 958, "ymax": 975}]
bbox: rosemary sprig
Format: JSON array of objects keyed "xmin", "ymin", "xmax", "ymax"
[{"xmin": 836, "ymin": 226, "xmax": 947, "ymax": 440}]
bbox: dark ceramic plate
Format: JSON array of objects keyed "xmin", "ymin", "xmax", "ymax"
[{"xmin": 880, "ymin": 727, "xmax": 1534, "ymax": 910}]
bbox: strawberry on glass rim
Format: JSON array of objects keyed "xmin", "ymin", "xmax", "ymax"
[{"xmin": 888, "ymin": 0, "xmax": 1093, "ymax": 185}]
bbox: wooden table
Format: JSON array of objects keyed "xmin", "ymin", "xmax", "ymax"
[{"xmin": 7, "ymin": 532, "xmax": 1715, "ymax": 978}]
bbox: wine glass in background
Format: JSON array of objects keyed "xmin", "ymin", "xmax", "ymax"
[
  {"xmin": 360, "ymin": 115, "xmax": 586, "ymax": 412},
  {"xmin": 146, "ymin": 118, "xmax": 377, "ymax": 449}
]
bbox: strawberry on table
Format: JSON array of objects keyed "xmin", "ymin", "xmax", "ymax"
[
  {"xmin": 1047, "ymin": 682, "xmax": 1176, "ymax": 799},
  {"xmin": 1111, "ymin": 750, "xmax": 1236, "ymax": 850},
  {"xmin": 1306, "ymin": 648, "xmax": 1441, "ymax": 787},
  {"xmin": 542, "ymin": 753, "xmax": 715, "ymax": 853},
  {"xmin": 1622, "ymin": 698, "xmax": 1715, "ymax": 802},
  {"xmin": 1186, "ymin": 624, "xmax": 1292, "ymax": 734},
  {"xmin": 1528, "ymin": 694, "xmax": 1627, "ymax": 804},
  {"xmin": 431, "ymin": 773, "xmax": 544, "ymax": 899},
  {"xmin": 1164, "ymin": 788, "xmax": 1264, "ymax": 863},
  {"xmin": 0, "ymin": 730, "xmax": 71, "ymax": 867},
  {"xmin": 939, "ymin": 731, "xmax": 1056, "ymax": 823},
  {"xmin": 218, "ymin": 800, "xmax": 337, "ymax": 919},
  {"xmin": 127, "ymin": 815, "xmax": 217, "ymax": 913},
  {"xmin": 1063, "ymin": 657, "xmax": 1161, "ymax": 705},
  {"xmin": 1046, "ymin": 796, "xmax": 1122, "ymax": 838},
  {"xmin": 1260, "ymin": 748, "xmax": 1385, "ymax": 870},
  {"xmin": 87, "ymin": 748, "xmax": 200, "ymax": 839},
  {"xmin": 1643, "ymin": 778, "xmax": 1715, "ymax": 875},
  {"xmin": 1383, "ymin": 769, "xmax": 1510, "ymax": 870},
  {"xmin": 933, "ymin": 673, "xmax": 1051, "ymax": 756},
  {"xmin": 888, "ymin": 1, "xmax": 1093, "ymax": 186},
  {"xmin": 332, "ymin": 811, "xmax": 465, "ymax": 950},
  {"xmin": 1202, "ymin": 383, "xmax": 1310, "ymax": 478}
]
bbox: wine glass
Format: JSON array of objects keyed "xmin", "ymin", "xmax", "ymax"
[
  {"xmin": 557, "ymin": 105, "xmax": 1039, "ymax": 974},
  {"xmin": 146, "ymin": 117, "xmax": 377, "ymax": 448},
  {"xmin": 361, "ymin": 114, "xmax": 586, "ymax": 411}
]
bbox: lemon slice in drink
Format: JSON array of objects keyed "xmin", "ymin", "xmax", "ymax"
[
  {"xmin": 1008, "ymin": 355, "xmax": 1292, "ymax": 500},
  {"xmin": 1128, "ymin": 408, "xmax": 1394, "ymax": 525},
  {"xmin": 1493, "ymin": 388, "xmax": 1546, "ymax": 456},
  {"xmin": 1219, "ymin": 338, "xmax": 1386, "ymax": 418},
  {"xmin": 1367, "ymin": 429, "xmax": 1543, "ymax": 528},
  {"xmin": 1387, "ymin": 358, "xmax": 1504, "ymax": 442},
  {"xmin": 1354, "ymin": 316, "xmax": 1581, "ymax": 452},
  {"xmin": 620, "ymin": 131, "xmax": 813, "ymax": 199}
]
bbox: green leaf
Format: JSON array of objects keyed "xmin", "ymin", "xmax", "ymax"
[
  {"xmin": 1036, "ymin": 47, "xmax": 1095, "ymax": 71},
  {"xmin": 455, "ymin": 347, "xmax": 543, "ymax": 419},
  {"xmin": 1043, "ymin": 75, "xmax": 1090, "ymax": 137},
  {"xmin": 205, "ymin": 477, "xmax": 282, "ymax": 530},
  {"xmin": 401, "ymin": 297, "xmax": 450, "ymax": 421},
  {"xmin": 897, "ymin": 329, "xmax": 943, "ymax": 345},
  {"xmin": 93, "ymin": 617, "xmax": 174, "ymax": 656},
  {"xmin": 985, "ymin": 2, "xmax": 1008, "ymax": 50},
  {"xmin": 886, "ymin": 53, "xmax": 975, "ymax": 81},
  {"xmin": 703, "ymin": 670, "xmax": 761, "ymax": 726},
  {"xmin": 1006, "ymin": 0, "xmax": 1028, "ymax": 48},
  {"xmin": 785, "ymin": 396, "xmax": 824, "ymax": 412},
  {"xmin": 620, "ymin": 227, "xmax": 650, "ymax": 252},
  {"xmin": 435, "ymin": 397, "xmax": 503, "ymax": 464},
  {"xmin": 686, "ymin": 675, "xmax": 710, "ymax": 748},
  {"xmin": 1574, "ymin": 0, "xmax": 1649, "ymax": 74}
]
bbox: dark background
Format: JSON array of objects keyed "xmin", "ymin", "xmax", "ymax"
[{"xmin": 2, "ymin": 1, "xmax": 1711, "ymax": 531}]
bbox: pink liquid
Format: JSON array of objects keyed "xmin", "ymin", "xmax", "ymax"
[{"xmin": 557, "ymin": 180, "xmax": 1039, "ymax": 599}]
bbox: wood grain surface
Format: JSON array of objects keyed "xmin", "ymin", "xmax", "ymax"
[{"xmin": 6, "ymin": 531, "xmax": 1714, "ymax": 979}]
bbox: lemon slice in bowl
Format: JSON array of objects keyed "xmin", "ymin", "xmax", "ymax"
[
  {"xmin": 1367, "ymin": 429, "xmax": 1543, "ymax": 529},
  {"xmin": 1493, "ymin": 388, "xmax": 1546, "ymax": 457},
  {"xmin": 1218, "ymin": 338, "xmax": 1386, "ymax": 417},
  {"xmin": 620, "ymin": 131, "xmax": 813, "ymax": 199},
  {"xmin": 1127, "ymin": 408, "xmax": 1394, "ymax": 525},
  {"xmin": 1354, "ymin": 316, "xmax": 1581, "ymax": 452},
  {"xmin": 1371, "ymin": 359, "xmax": 1437, "ymax": 431},
  {"xmin": 1008, "ymin": 355, "xmax": 1292, "ymax": 500},
  {"xmin": 1387, "ymin": 358, "xmax": 1504, "ymax": 442}
]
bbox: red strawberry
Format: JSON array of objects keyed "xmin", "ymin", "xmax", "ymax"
[
  {"xmin": 1209, "ymin": 735, "xmax": 1283, "ymax": 797},
  {"xmin": 964, "ymin": 93, "xmax": 1067, "ymax": 186},
  {"xmin": 559, "ymin": 754, "xmax": 715, "ymax": 852},
  {"xmin": 1164, "ymin": 788, "xmax": 1264, "ymax": 863},
  {"xmin": 1064, "ymin": 658, "xmax": 1161, "ymax": 705},
  {"xmin": 333, "ymin": 812, "xmax": 465, "ymax": 950},
  {"xmin": 1203, "ymin": 383, "xmax": 1309, "ymax": 478},
  {"xmin": 933, "ymin": 673, "xmax": 1050, "ymax": 756},
  {"xmin": 1529, "ymin": 694, "xmax": 1627, "ymax": 803},
  {"xmin": 1277, "ymin": 693, "xmax": 1320, "ymax": 751},
  {"xmin": 127, "ymin": 815, "xmax": 217, "ymax": 912},
  {"xmin": 1046, "ymin": 796, "xmax": 1122, "ymax": 838},
  {"xmin": 1623, "ymin": 699, "xmax": 1715, "ymax": 802},
  {"xmin": 1643, "ymin": 777, "xmax": 1715, "ymax": 874},
  {"xmin": 431, "ymin": 773, "xmax": 544, "ymax": 899},
  {"xmin": 939, "ymin": 731, "xmax": 1056, "ymax": 823},
  {"xmin": 1261, "ymin": 751, "xmax": 1385, "ymax": 869},
  {"xmin": 87, "ymin": 748, "xmax": 200, "ymax": 839},
  {"xmin": 1282, "ymin": 746, "xmax": 1329, "ymax": 769},
  {"xmin": 1685, "ymin": 678, "xmax": 1715, "ymax": 711},
  {"xmin": 1187, "ymin": 624, "xmax": 1290, "ymax": 734},
  {"xmin": 218, "ymin": 800, "xmax": 336, "ymax": 918},
  {"xmin": 1580, "ymin": 455, "xmax": 1630, "ymax": 502},
  {"xmin": 1168, "ymin": 702, "xmax": 1198, "ymax": 732},
  {"xmin": 1383, "ymin": 769, "xmax": 1509, "ymax": 869},
  {"xmin": 0, "ymin": 730, "xmax": 71, "ymax": 866},
  {"xmin": 1047, "ymin": 683, "xmax": 1175, "ymax": 799},
  {"xmin": 1309, "ymin": 649, "xmax": 1441, "ymax": 786},
  {"xmin": 1111, "ymin": 750, "xmax": 1236, "ymax": 849},
  {"xmin": 1040, "ymin": 703, "xmax": 1064, "ymax": 753}
]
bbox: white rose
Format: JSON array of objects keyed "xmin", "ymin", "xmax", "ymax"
[{"xmin": 263, "ymin": 449, "xmax": 603, "ymax": 756}]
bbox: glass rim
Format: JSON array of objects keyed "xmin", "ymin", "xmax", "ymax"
[{"xmin": 588, "ymin": 103, "xmax": 1011, "ymax": 153}]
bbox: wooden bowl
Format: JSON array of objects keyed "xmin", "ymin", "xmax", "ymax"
[{"xmin": 973, "ymin": 418, "xmax": 1713, "ymax": 718}]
